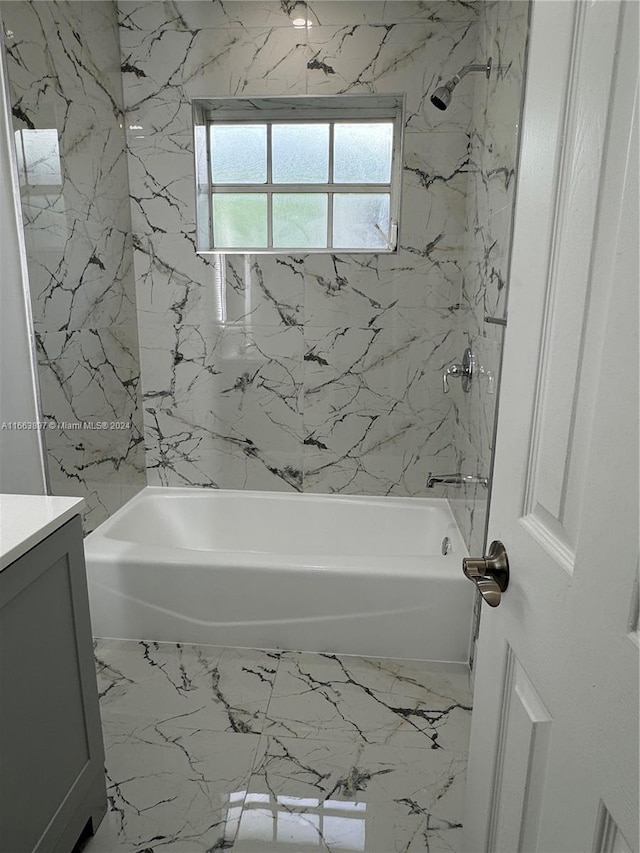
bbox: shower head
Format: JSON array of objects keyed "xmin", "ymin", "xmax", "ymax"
[
  {"xmin": 430, "ymin": 81, "xmax": 456, "ymax": 111},
  {"xmin": 430, "ymin": 58, "xmax": 492, "ymax": 111}
]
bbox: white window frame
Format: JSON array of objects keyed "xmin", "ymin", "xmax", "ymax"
[{"xmin": 192, "ymin": 95, "xmax": 405, "ymax": 255}]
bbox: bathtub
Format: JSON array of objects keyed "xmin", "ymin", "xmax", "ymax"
[{"xmin": 84, "ymin": 487, "xmax": 473, "ymax": 662}]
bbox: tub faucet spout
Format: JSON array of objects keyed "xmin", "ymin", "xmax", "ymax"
[{"xmin": 426, "ymin": 473, "xmax": 489, "ymax": 488}]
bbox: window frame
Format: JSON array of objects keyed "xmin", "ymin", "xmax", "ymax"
[{"xmin": 192, "ymin": 95, "xmax": 405, "ymax": 255}]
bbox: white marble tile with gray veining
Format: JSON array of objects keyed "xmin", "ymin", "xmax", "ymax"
[
  {"xmin": 263, "ymin": 651, "xmax": 472, "ymax": 752},
  {"xmin": 450, "ymin": 0, "xmax": 529, "ymax": 556},
  {"xmin": 117, "ymin": 0, "xmax": 481, "ymax": 495},
  {"xmin": 302, "ymin": 324, "xmax": 458, "ymax": 495},
  {"xmin": 81, "ymin": 640, "xmax": 471, "ymax": 853},
  {"xmin": 138, "ymin": 320, "xmax": 304, "ymax": 490},
  {"xmin": 3, "ymin": 0, "xmax": 146, "ymax": 528},
  {"xmin": 235, "ymin": 736, "xmax": 467, "ymax": 852}
]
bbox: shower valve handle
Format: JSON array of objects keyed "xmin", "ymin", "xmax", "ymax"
[
  {"xmin": 443, "ymin": 348, "xmax": 475, "ymax": 394},
  {"xmin": 443, "ymin": 363, "xmax": 463, "ymax": 393}
]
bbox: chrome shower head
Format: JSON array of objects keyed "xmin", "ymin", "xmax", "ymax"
[
  {"xmin": 430, "ymin": 80, "xmax": 457, "ymax": 111},
  {"xmin": 430, "ymin": 58, "xmax": 492, "ymax": 111}
]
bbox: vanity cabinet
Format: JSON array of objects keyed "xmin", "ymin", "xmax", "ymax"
[{"xmin": 0, "ymin": 510, "xmax": 106, "ymax": 853}]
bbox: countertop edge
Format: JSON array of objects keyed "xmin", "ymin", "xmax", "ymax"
[{"xmin": 0, "ymin": 496, "xmax": 85, "ymax": 572}]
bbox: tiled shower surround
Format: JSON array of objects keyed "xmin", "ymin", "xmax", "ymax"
[
  {"xmin": 118, "ymin": 0, "xmax": 479, "ymax": 495},
  {"xmin": 2, "ymin": 0, "xmax": 529, "ymax": 549},
  {"xmin": 451, "ymin": 0, "xmax": 530, "ymax": 554},
  {"xmin": 2, "ymin": 1, "xmax": 146, "ymax": 531}
]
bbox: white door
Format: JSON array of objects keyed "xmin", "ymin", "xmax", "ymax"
[{"xmin": 463, "ymin": 1, "xmax": 639, "ymax": 851}]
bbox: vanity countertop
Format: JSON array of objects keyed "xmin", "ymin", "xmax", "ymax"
[{"xmin": 0, "ymin": 494, "xmax": 85, "ymax": 571}]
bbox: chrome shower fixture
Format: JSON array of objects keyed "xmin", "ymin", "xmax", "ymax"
[{"xmin": 430, "ymin": 58, "xmax": 492, "ymax": 110}]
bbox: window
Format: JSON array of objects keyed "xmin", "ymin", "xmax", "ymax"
[{"xmin": 193, "ymin": 95, "xmax": 404, "ymax": 254}]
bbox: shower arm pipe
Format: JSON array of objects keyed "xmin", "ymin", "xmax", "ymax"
[
  {"xmin": 449, "ymin": 59, "xmax": 493, "ymax": 87},
  {"xmin": 451, "ymin": 63, "xmax": 489, "ymax": 84}
]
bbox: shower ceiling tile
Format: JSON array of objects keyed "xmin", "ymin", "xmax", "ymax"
[{"xmin": 235, "ymin": 735, "xmax": 466, "ymax": 852}]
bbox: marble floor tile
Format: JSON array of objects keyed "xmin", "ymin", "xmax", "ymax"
[
  {"xmin": 263, "ymin": 652, "xmax": 472, "ymax": 751},
  {"xmin": 85, "ymin": 719, "xmax": 259, "ymax": 852},
  {"xmin": 95, "ymin": 639, "xmax": 280, "ymax": 734},
  {"xmin": 83, "ymin": 641, "xmax": 471, "ymax": 852},
  {"xmin": 234, "ymin": 735, "xmax": 466, "ymax": 852}
]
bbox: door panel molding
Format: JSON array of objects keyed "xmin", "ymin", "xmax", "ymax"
[
  {"xmin": 487, "ymin": 646, "xmax": 552, "ymax": 853},
  {"xmin": 593, "ymin": 804, "xmax": 634, "ymax": 853},
  {"xmin": 523, "ymin": 0, "xmax": 623, "ymax": 561}
]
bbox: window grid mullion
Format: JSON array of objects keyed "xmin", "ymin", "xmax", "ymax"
[
  {"xmin": 266, "ymin": 122, "xmax": 273, "ymax": 249},
  {"xmin": 210, "ymin": 184, "xmax": 391, "ymax": 193},
  {"xmin": 206, "ymin": 121, "xmax": 215, "ymax": 250},
  {"xmin": 327, "ymin": 122, "xmax": 334, "ymax": 248}
]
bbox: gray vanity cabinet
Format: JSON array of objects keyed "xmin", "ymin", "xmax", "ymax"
[{"xmin": 0, "ymin": 515, "xmax": 106, "ymax": 853}]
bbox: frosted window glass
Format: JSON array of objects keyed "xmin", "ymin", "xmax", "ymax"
[
  {"xmin": 273, "ymin": 193, "xmax": 327, "ymax": 248},
  {"xmin": 194, "ymin": 124, "xmax": 208, "ymax": 188},
  {"xmin": 210, "ymin": 125, "xmax": 267, "ymax": 183},
  {"xmin": 272, "ymin": 124, "xmax": 329, "ymax": 183},
  {"xmin": 212, "ymin": 194, "xmax": 267, "ymax": 248},
  {"xmin": 19, "ymin": 129, "xmax": 62, "ymax": 185},
  {"xmin": 333, "ymin": 193, "xmax": 391, "ymax": 249},
  {"xmin": 334, "ymin": 123, "xmax": 393, "ymax": 184}
]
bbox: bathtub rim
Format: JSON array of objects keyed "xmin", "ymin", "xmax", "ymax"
[{"xmin": 84, "ymin": 485, "xmax": 468, "ymax": 577}]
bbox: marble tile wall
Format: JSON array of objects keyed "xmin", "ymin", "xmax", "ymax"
[
  {"xmin": 2, "ymin": 0, "xmax": 146, "ymax": 531},
  {"xmin": 117, "ymin": 0, "xmax": 481, "ymax": 495},
  {"xmin": 449, "ymin": 0, "xmax": 530, "ymax": 555}
]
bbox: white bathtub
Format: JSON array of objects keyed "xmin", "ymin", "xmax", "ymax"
[{"xmin": 84, "ymin": 487, "xmax": 473, "ymax": 662}]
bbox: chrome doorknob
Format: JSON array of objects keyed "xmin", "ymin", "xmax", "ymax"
[{"xmin": 462, "ymin": 540, "xmax": 509, "ymax": 607}]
